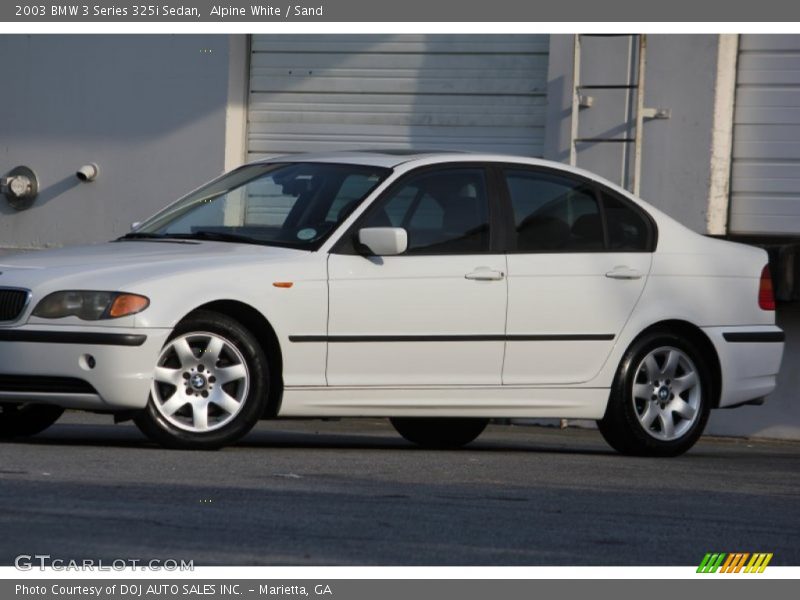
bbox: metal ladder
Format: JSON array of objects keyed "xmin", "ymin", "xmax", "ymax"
[
  {"xmin": 569, "ymin": 34, "xmax": 667, "ymax": 196},
  {"xmin": 562, "ymin": 35, "xmax": 664, "ymax": 431}
]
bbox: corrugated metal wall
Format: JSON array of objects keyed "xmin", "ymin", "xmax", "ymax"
[
  {"xmin": 247, "ymin": 34, "xmax": 549, "ymax": 159},
  {"xmin": 731, "ymin": 35, "xmax": 800, "ymax": 236}
]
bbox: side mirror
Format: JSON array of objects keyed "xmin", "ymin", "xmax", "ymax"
[
  {"xmin": 357, "ymin": 227, "xmax": 408, "ymax": 256},
  {"xmin": 130, "ymin": 221, "xmax": 142, "ymax": 231}
]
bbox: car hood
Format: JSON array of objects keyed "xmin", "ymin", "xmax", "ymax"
[{"xmin": 0, "ymin": 240, "xmax": 308, "ymax": 290}]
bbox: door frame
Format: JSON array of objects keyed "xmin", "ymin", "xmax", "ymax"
[{"xmin": 329, "ymin": 160, "xmax": 659, "ymax": 256}]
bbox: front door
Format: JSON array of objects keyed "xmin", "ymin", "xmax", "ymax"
[{"xmin": 326, "ymin": 166, "xmax": 507, "ymax": 386}]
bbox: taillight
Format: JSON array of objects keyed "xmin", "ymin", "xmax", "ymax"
[{"xmin": 759, "ymin": 265, "xmax": 776, "ymax": 311}]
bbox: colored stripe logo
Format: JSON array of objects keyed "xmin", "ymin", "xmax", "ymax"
[{"xmin": 697, "ymin": 553, "xmax": 773, "ymax": 573}]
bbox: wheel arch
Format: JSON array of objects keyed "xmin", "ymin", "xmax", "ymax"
[
  {"xmin": 179, "ymin": 300, "xmax": 284, "ymax": 417},
  {"xmin": 624, "ymin": 319, "xmax": 722, "ymax": 408}
]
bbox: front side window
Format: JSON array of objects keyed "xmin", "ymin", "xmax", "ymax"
[
  {"xmin": 361, "ymin": 168, "xmax": 491, "ymax": 254},
  {"xmin": 132, "ymin": 163, "xmax": 390, "ymax": 248},
  {"xmin": 505, "ymin": 169, "xmax": 603, "ymax": 252}
]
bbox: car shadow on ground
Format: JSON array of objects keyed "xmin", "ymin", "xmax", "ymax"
[
  {"xmin": 9, "ymin": 418, "xmax": 796, "ymax": 459},
  {"xmin": 4, "ymin": 422, "xmax": 623, "ymax": 456}
]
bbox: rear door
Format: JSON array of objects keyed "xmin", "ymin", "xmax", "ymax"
[{"xmin": 500, "ymin": 166, "xmax": 654, "ymax": 385}]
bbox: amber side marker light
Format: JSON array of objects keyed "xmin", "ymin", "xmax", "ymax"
[
  {"xmin": 108, "ymin": 294, "xmax": 150, "ymax": 318},
  {"xmin": 272, "ymin": 282, "xmax": 294, "ymax": 288},
  {"xmin": 759, "ymin": 265, "xmax": 776, "ymax": 311}
]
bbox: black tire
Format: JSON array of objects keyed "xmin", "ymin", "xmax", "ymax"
[
  {"xmin": 0, "ymin": 403, "xmax": 64, "ymax": 438},
  {"xmin": 597, "ymin": 330, "xmax": 712, "ymax": 457},
  {"xmin": 390, "ymin": 417, "xmax": 488, "ymax": 449},
  {"xmin": 134, "ymin": 310, "xmax": 269, "ymax": 450}
]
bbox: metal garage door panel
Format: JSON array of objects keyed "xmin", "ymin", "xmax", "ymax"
[
  {"xmin": 730, "ymin": 35, "xmax": 800, "ymax": 235},
  {"xmin": 248, "ymin": 94, "xmax": 546, "ymax": 128},
  {"xmin": 248, "ymin": 126, "xmax": 543, "ymax": 156},
  {"xmin": 251, "ymin": 52, "xmax": 550, "ymax": 71},
  {"xmin": 250, "ymin": 35, "xmax": 550, "ymax": 54},
  {"xmin": 738, "ymin": 35, "xmax": 800, "ymax": 51},
  {"xmin": 251, "ymin": 73, "xmax": 545, "ymax": 95},
  {"xmin": 247, "ymin": 34, "xmax": 549, "ymax": 159}
]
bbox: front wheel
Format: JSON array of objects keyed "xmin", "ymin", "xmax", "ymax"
[
  {"xmin": 0, "ymin": 403, "xmax": 64, "ymax": 438},
  {"xmin": 598, "ymin": 331, "xmax": 712, "ymax": 457},
  {"xmin": 390, "ymin": 417, "xmax": 488, "ymax": 449},
  {"xmin": 134, "ymin": 311, "xmax": 269, "ymax": 450}
]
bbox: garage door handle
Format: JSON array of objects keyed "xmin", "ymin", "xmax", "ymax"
[
  {"xmin": 465, "ymin": 268, "xmax": 505, "ymax": 281},
  {"xmin": 605, "ymin": 266, "xmax": 643, "ymax": 280}
]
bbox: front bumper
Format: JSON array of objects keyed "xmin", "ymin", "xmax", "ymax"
[
  {"xmin": 702, "ymin": 325, "xmax": 785, "ymax": 408},
  {"xmin": 0, "ymin": 325, "xmax": 171, "ymax": 410}
]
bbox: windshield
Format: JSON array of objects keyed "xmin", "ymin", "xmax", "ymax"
[{"xmin": 130, "ymin": 162, "xmax": 391, "ymax": 248}]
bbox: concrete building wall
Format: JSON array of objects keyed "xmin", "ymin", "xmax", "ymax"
[
  {"xmin": 0, "ymin": 35, "xmax": 240, "ymax": 249},
  {"xmin": 544, "ymin": 34, "xmax": 720, "ymax": 233}
]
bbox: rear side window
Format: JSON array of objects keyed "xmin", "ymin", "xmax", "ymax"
[
  {"xmin": 505, "ymin": 169, "xmax": 603, "ymax": 252},
  {"xmin": 503, "ymin": 168, "xmax": 653, "ymax": 253},
  {"xmin": 602, "ymin": 192, "xmax": 650, "ymax": 251}
]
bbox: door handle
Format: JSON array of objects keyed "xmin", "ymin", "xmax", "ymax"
[
  {"xmin": 605, "ymin": 266, "xmax": 643, "ymax": 280},
  {"xmin": 465, "ymin": 267, "xmax": 505, "ymax": 281}
]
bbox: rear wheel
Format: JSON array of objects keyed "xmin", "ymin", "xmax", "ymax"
[
  {"xmin": 390, "ymin": 417, "xmax": 488, "ymax": 449},
  {"xmin": 0, "ymin": 403, "xmax": 64, "ymax": 438},
  {"xmin": 134, "ymin": 311, "xmax": 269, "ymax": 450},
  {"xmin": 598, "ymin": 331, "xmax": 712, "ymax": 457}
]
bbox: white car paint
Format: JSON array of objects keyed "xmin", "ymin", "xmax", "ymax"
[
  {"xmin": 326, "ymin": 252, "xmax": 508, "ymax": 386},
  {"xmin": 502, "ymin": 252, "xmax": 652, "ymax": 385},
  {"xmin": 0, "ymin": 152, "xmax": 784, "ymax": 427}
]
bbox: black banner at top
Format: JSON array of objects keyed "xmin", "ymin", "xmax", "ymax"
[{"xmin": 3, "ymin": 0, "xmax": 800, "ymax": 22}]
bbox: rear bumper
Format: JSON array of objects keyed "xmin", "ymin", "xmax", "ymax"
[
  {"xmin": 703, "ymin": 325, "xmax": 785, "ymax": 408},
  {"xmin": 0, "ymin": 325, "xmax": 171, "ymax": 410}
]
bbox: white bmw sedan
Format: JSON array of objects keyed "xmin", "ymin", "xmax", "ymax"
[{"xmin": 0, "ymin": 152, "xmax": 785, "ymax": 455}]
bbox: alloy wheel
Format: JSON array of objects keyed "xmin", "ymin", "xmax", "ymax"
[
  {"xmin": 631, "ymin": 346, "xmax": 702, "ymax": 441},
  {"xmin": 151, "ymin": 331, "xmax": 250, "ymax": 433}
]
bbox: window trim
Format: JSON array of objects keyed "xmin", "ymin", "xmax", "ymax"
[
  {"xmin": 493, "ymin": 163, "xmax": 658, "ymax": 254},
  {"xmin": 330, "ymin": 163, "xmax": 504, "ymax": 256}
]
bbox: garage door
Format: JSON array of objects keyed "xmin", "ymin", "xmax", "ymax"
[
  {"xmin": 247, "ymin": 34, "xmax": 549, "ymax": 160},
  {"xmin": 731, "ymin": 35, "xmax": 800, "ymax": 235}
]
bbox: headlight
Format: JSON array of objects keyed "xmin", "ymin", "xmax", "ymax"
[{"xmin": 32, "ymin": 291, "xmax": 150, "ymax": 320}]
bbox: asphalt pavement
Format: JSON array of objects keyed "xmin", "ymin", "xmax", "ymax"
[{"xmin": 1, "ymin": 413, "xmax": 798, "ymax": 566}]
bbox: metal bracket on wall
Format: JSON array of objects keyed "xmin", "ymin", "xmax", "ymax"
[
  {"xmin": 0, "ymin": 166, "xmax": 39, "ymax": 210},
  {"xmin": 641, "ymin": 107, "xmax": 671, "ymax": 120}
]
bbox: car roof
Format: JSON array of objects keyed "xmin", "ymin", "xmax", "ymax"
[
  {"xmin": 247, "ymin": 150, "xmax": 637, "ymax": 205},
  {"xmin": 252, "ymin": 149, "xmax": 540, "ymax": 169}
]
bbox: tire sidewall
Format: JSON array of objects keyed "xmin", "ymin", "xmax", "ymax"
[{"xmin": 608, "ymin": 332, "xmax": 712, "ymax": 456}]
